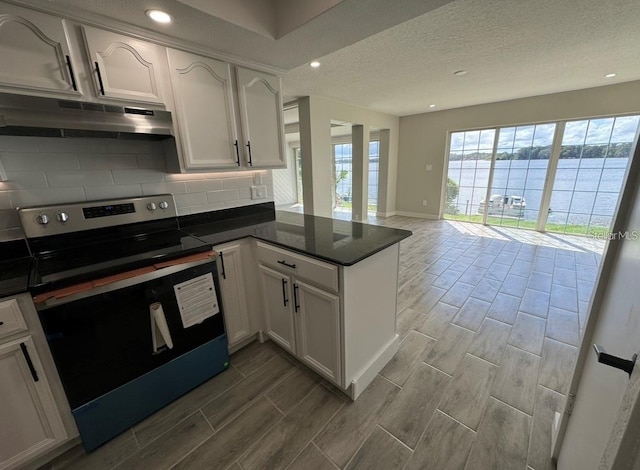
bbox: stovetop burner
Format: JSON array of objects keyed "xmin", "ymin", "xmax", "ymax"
[{"xmin": 19, "ymin": 195, "xmax": 213, "ymax": 294}]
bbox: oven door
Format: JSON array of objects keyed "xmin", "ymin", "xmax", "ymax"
[{"xmin": 36, "ymin": 259, "xmax": 226, "ymax": 413}]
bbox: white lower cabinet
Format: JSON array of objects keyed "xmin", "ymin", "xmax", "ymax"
[
  {"xmin": 215, "ymin": 240, "xmax": 261, "ymax": 350},
  {"xmin": 0, "ymin": 336, "xmax": 66, "ymax": 470},
  {"xmin": 294, "ymin": 280, "xmax": 341, "ymax": 384},
  {"xmin": 258, "ymin": 263, "xmax": 341, "ymax": 385},
  {"xmin": 258, "ymin": 265, "xmax": 296, "ymax": 355}
]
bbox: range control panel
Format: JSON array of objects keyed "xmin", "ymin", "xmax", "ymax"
[{"xmin": 19, "ymin": 195, "xmax": 177, "ymax": 238}]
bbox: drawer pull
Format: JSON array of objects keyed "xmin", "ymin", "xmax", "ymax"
[
  {"xmin": 277, "ymin": 260, "xmax": 296, "ymax": 269},
  {"xmin": 282, "ymin": 279, "xmax": 289, "ymax": 306},
  {"xmin": 20, "ymin": 343, "xmax": 39, "ymax": 382}
]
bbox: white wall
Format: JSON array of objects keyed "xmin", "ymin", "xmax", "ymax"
[
  {"xmin": 0, "ymin": 136, "xmax": 273, "ymax": 237},
  {"xmin": 397, "ymin": 80, "xmax": 640, "ymax": 218}
]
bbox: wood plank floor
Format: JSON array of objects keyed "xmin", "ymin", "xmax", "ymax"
[{"xmin": 43, "ymin": 217, "xmax": 603, "ymax": 470}]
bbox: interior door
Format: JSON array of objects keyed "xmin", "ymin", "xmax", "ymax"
[{"xmin": 554, "ymin": 137, "xmax": 640, "ymax": 468}]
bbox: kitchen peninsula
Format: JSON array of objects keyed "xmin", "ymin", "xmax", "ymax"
[{"xmin": 181, "ymin": 202, "xmax": 412, "ymax": 399}]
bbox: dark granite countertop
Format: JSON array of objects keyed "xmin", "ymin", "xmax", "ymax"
[
  {"xmin": 0, "ymin": 238, "xmax": 31, "ymax": 298},
  {"xmin": 180, "ymin": 203, "xmax": 412, "ymax": 266}
]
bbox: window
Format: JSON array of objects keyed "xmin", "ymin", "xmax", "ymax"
[
  {"xmin": 443, "ymin": 115, "xmax": 639, "ymax": 235},
  {"xmin": 333, "ymin": 142, "xmax": 353, "ymax": 213},
  {"xmin": 368, "ymin": 140, "xmax": 380, "ymax": 213}
]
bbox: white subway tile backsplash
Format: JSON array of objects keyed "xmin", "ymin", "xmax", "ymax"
[
  {"xmin": 112, "ymin": 169, "xmax": 165, "ymax": 184},
  {"xmin": 0, "ymin": 136, "xmax": 40, "ymax": 152},
  {"xmin": 85, "ymin": 184, "xmax": 143, "ymax": 200},
  {"xmin": 47, "ymin": 170, "xmax": 114, "ymax": 188},
  {"xmin": 222, "ymin": 177, "xmax": 255, "ymax": 189},
  {"xmin": 207, "ymin": 189, "xmax": 239, "ymax": 203},
  {"xmin": 10, "ymin": 188, "xmax": 86, "ymax": 207},
  {"xmin": 136, "ymin": 154, "xmax": 166, "ymax": 170},
  {"xmin": 79, "ymin": 154, "xmax": 139, "ymax": 170},
  {"xmin": 1, "ymin": 153, "xmax": 79, "ymax": 171},
  {"xmin": 175, "ymin": 192, "xmax": 208, "ymax": 208},
  {"xmin": 39, "ymin": 139, "xmax": 108, "ymax": 154},
  {"xmin": 0, "ymin": 136, "xmax": 273, "ymax": 230},
  {"xmin": 141, "ymin": 182, "xmax": 187, "ymax": 196},
  {"xmin": 185, "ymin": 180, "xmax": 223, "ymax": 193},
  {"xmin": 188, "ymin": 202, "xmax": 226, "ymax": 214},
  {"xmin": 5, "ymin": 171, "xmax": 48, "ymax": 189},
  {"xmin": 0, "ymin": 191, "xmax": 11, "ymax": 210},
  {"xmin": 238, "ymin": 187, "xmax": 251, "ymax": 199}
]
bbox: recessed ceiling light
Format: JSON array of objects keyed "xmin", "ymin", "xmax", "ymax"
[
  {"xmin": 146, "ymin": 9, "xmax": 172, "ymax": 24},
  {"xmin": 310, "ymin": 61, "xmax": 321, "ymax": 68},
  {"xmin": 605, "ymin": 73, "xmax": 617, "ymax": 78},
  {"xmin": 429, "ymin": 104, "xmax": 436, "ymax": 108},
  {"xmin": 453, "ymin": 70, "xmax": 467, "ymax": 76}
]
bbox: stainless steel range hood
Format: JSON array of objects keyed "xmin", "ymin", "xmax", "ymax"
[{"xmin": 0, "ymin": 92, "xmax": 174, "ymax": 140}]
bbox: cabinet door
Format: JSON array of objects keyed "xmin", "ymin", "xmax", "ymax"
[
  {"xmin": 82, "ymin": 26, "xmax": 164, "ymax": 104},
  {"xmin": 217, "ymin": 244, "xmax": 251, "ymax": 345},
  {"xmin": 0, "ymin": 4, "xmax": 77, "ymax": 96},
  {"xmin": 0, "ymin": 336, "xmax": 66, "ymax": 470},
  {"xmin": 167, "ymin": 49, "xmax": 240, "ymax": 169},
  {"xmin": 236, "ymin": 67, "xmax": 286, "ymax": 168},
  {"xmin": 294, "ymin": 280, "xmax": 341, "ymax": 385},
  {"xmin": 258, "ymin": 265, "xmax": 295, "ymax": 354}
]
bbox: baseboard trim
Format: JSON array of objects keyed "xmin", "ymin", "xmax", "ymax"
[
  {"xmin": 375, "ymin": 211, "xmax": 396, "ymax": 217},
  {"xmin": 394, "ymin": 211, "xmax": 440, "ymax": 219},
  {"xmin": 349, "ymin": 334, "xmax": 400, "ymax": 400}
]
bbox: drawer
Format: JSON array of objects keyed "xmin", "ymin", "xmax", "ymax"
[
  {"xmin": 0, "ymin": 298, "xmax": 28, "ymax": 340},
  {"xmin": 256, "ymin": 241, "xmax": 338, "ymax": 292}
]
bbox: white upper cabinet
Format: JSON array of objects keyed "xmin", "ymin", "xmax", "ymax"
[
  {"xmin": 0, "ymin": 4, "xmax": 78, "ymax": 96},
  {"xmin": 167, "ymin": 49, "xmax": 240, "ymax": 169},
  {"xmin": 236, "ymin": 67, "xmax": 286, "ymax": 168},
  {"xmin": 81, "ymin": 26, "xmax": 165, "ymax": 105}
]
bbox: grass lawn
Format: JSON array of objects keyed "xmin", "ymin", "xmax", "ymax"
[{"xmin": 443, "ymin": 213, "xmax": 609, "ymax": 237}]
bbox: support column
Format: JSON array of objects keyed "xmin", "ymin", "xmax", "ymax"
[
  {"xmin": 298, "ymin": 97, "xmax": 332, "ymax": 217},
  {"xmin": 351, "ymin": 124, "xmax": 369, "ymax": 221},
  {"xmin": 376, "ymin": 129, "xmax": 390, "ymax": 216}
]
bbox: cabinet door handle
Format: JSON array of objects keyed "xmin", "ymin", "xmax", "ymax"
[
  {"xmin": 65, "ymin": 55, "xmax": 78, "ymax": 91},
  {"xmin": 218, "ymin": 251, "xmax": 226, "ymax": 279},
  {"xmin": 282, "ymin": 279, "xmax": 289, "ymax": 306},
  {"xmin": 246, "ymin": 141, "xmax": 253, "ymax": 166},
  {"xmin": 95, "ymin": 61, "xmax": 105, "ymax": 95},
  {"xmin": 234, "ymin": 140, "xmax": 241, "ymax": 166},
  {"xmin": 20, "ymin": 343, "xmax": 39, "ymax": 382},
  {"xmin": 277, "ymin": 260, "xmax": 296, "ymax": 269},
  {"xmin": 293, "ymin": 283, "xmax": 300, "ymax": 312}
]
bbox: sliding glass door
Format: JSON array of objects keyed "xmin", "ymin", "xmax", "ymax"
[
  {"xmin": 545, "ymin": 116, "xmax": 640, "ymax": 235},
  {"xmin": 487, "ymin": 123, "xmax": 555, "ymax": 228},
  {"xmin": 444, "ymin": 115, "xmax": 639, "ymax": 235}
]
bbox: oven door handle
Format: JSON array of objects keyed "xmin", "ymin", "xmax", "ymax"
[{"xmin": 35, "ymin": 257, "xmax": 217, "ymax": 310}]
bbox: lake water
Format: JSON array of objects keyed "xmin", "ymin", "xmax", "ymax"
[{"xmin": 448, "ymin": 158, "xmax": 629, "ymax": 226}]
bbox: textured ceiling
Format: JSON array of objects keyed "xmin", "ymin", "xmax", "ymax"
[
  {"xmin": 282, "ymin": 0, "xmax": 640, "ymax": 115},
  {"xmin": 19, "ymin": 0, "xmax": 640, "ymax": 116},
  {"xmin": 31, "ymin": 0, "xmax": 453, "ymax": 71}
]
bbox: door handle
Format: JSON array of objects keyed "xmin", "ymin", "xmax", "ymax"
[
  {"xmin": 593, "ymin": 344, "xmax": 637, "ymax": 377},
  {"xmin": 20, "ymin": 343, "xmax": 39, "ymax": 382},
  {"xmin": 95, "ymin": 61, "xmax": 105, "ymax": 95},
  {"xmin": 281, "ymin": 279, "xmax": 288, "ymax": 307},
  {"xmin": 219, "ymin": 251, "xmax": 226, "ymax": 279},
  {"xmin": 65, "ymin": 55, "xmax": 78, "ymax": 91},
  {"xmin": 293, "ymin": 283, "xmax": 300, "ymax": 313}
]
